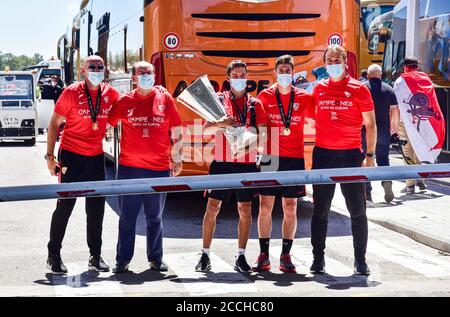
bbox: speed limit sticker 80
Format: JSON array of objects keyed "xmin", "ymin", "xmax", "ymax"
[
  {"xmin": 164, "ymin": 33, "xmax": 181, "ymax": 50},
  {"xmin": 328, "ymin": 33, "xmax": 344, "ymax": 46}
]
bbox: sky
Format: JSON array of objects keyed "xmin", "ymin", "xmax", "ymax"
[{"xmin": 0, "ymin": 0, "xmax": 80, "ymax": 59}]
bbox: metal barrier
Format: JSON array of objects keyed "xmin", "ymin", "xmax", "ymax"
[{"xmin": 0, "ymin": 164, "xmax": 449, "ymax": 203}]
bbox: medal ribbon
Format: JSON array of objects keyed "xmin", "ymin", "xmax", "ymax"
[
  {"xmin": 275, "ymin": 88, "xmax": 295, "ymax": 131},
  {"xmin": 230, "ymin": 92, "xmax": 248, "ymax": 126},
  {"xmin": 85, "ymin": 83, "xmax": 102, "ymax": 125}
]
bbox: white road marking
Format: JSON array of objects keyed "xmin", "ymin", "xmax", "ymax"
[
  {"xmin": 52, "ymin": 262, "xmax": 123, "ymax": 297},
  {"xmin": 368, "ymin": 239, "xmax": 450, "ymax": 278},
  {"xmin": 164, "ymin": 252, "xmax": 257, "ymax": 296}
]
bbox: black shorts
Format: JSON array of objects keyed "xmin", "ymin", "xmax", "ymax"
[
  {"xmin": 208, "ymin": 161, "xmax": 259, "ymax": 203},
  {"xmin": 259, "ymin": 156, "xmax": 306, "ymax": 198}
]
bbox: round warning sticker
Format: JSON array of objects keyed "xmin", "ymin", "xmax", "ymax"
[
  {"xmin": 163, "ymin": 33, "xmax": 181, "ymax": 50},
  {"xmin": 328, "ymin": 33, "xmax": 344, "ymax": 46}
]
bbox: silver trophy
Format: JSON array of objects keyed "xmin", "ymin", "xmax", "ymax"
[{"xmin": 177, "ymin": 75, "xmax": 258, "ymax": 157}]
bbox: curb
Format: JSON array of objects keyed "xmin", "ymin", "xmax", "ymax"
[{"xmin": 369, "ymin": 218, "xmax": 450, "ymax": 254}]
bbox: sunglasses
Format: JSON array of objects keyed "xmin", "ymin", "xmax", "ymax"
[{"xmin": 88, "ymin": 65, "xmax": 105, "ymax": 71}]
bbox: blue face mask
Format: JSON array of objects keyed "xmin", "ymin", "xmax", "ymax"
[
  {"xmin": 277, "ymin": 74, "xmax": 293, "ymax": 88},
  {"xmin": 88, "ymin": 71, "xmax": 105, "ymax": 87},
  {"xmin": 137, "ymin": 74, "xmax": 155, "ymax": 90},
  {"xmin": 230, "ymin": 78, "xmax": 247, "ymax": 92},
  {"xmin": 326, "ymin": 64, "xmax": 345, "ymax": 79}
]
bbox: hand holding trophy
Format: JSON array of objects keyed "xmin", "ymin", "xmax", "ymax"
[{"xmin": 177, "ymin": 75, "xmax": 257, "ymax": 157}]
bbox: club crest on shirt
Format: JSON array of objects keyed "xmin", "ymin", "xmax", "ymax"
[
  {"xmin": 158, "ymin": 104, "xmax": 166, "ymax": 113},
  {"xmin": 127, "ymin": 108, "xmax": 136, "ymax": 117},
  {"xmin": 293, "ymin": 103, "xmax": 299, "ymax": 111},
  {"xmin": 62, "ymin": 167, "xmax": 68, "ymax": 175},
  {"xmin": 104, "ymin": 96, "xmax": 109, "ymax": 104},
  {"xmin": 344, "ymin": 91, "xmax": 352, "ymax": 98}
]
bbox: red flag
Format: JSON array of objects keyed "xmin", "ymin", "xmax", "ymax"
[{"xmin": 394, "ymin": 71, "xmax": 446, "ymax": 163}]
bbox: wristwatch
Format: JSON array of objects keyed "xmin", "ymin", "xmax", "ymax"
[
  {"xmin": 366, "ymin": 152, "xmax": 376, "ymax": 159},
  {"xmin": 45, "ymin": 153, "xmax": 55, "ymax": 161}
]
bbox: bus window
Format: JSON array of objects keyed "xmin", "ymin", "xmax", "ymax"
[{"xmin": 426, "ymin": 0, "xmax": 450, "ymax": 18}]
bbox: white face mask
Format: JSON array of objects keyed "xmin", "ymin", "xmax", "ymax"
[
  {"xmin": 230, "ymin": 78, "xmax": 247, "ymax": 92},
  {"xmin": 87, "ymin": 71, "xmax": 104, "ymax": 87},
  {"xmin": 137, "ymin": 74, "xmax": 155, "ymax": 90},
  {"xmin": 326, "ymin": 64, "xmax": 345, "ymax": 79},
  {"xmin": 277, "ymin": 74, "xmax": 293, "ymax": 88}
]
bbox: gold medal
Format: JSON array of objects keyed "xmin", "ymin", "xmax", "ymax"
[
  {"xmin": 283, "ymin": 128, "xmax": 291, "ymax": 136},
  {"xmin": 92, "ymin": 122, "xmax": 99, "ymax": 131}
]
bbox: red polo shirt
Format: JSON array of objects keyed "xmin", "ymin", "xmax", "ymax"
[
  {"xmin": 313, "ymin": 76, "xmax": 374, "ymax": 150},
  {"xmin": 108, "ymin": 89, "xmax": 182, "ymax": 171},
  {"xmin": 258, "ymin": 85, "xmax": 315, "ymax": 158},
  {"xmin": 55, "ymin": 82, "xmax": 120, "ymax": 156}
]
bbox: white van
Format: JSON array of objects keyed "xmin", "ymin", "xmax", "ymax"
[{"xmin": 0, "ymin": 71, "xmax": 38, "ymax": 145}]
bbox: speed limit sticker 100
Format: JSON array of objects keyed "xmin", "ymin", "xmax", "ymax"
[
  {"xmin": 164, "ymin": 33, "xmax": 181, "ymax": 50},
  {"xmin": 327, "ymin": 33, "xmax": 344, "ymax": 46}
]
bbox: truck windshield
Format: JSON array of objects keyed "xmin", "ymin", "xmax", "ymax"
[{"xmin": 0, "ymin": 75, "xmax": 34, "ymax": 101}]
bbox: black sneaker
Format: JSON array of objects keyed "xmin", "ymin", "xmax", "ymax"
[
  {"xmin": 195, "ymin": 253, "xmax": 211, "ymax": 272},
  {"xmin": 150, "ymin": 260, "xmax": 169, "ymax": 272},
  {"xmin": 382, "ymin": 181, "xmax": 394, "ymax": 203},
  {"xmin": 47, "ymin": 255, "xmax": 68, "ymax": 275},
  {"xmin": 310, "ymin": 259, "xmax": 325, "ymax": 274},
  {"xmin": 417, "ymin": 181, "xmax": 427, "ymax": 191},
  {"xmin": 88, "ymin": 256, "xmax": 110, "ymax": 272},
  {"xmin": 354, "ymin": 261, "xmax": 371, "ymax": 275},
  {"xmin": 234, "ymin": 255, "xmax": 252, "ymax": 274},
  {"xmin": 112, "ymin": 262, "xmax": 130, "ymax": 274}
]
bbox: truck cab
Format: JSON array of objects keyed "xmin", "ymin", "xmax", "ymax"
[{"xmin": 0, "ymin": 71, "xmax": 38, "ymax": 145}]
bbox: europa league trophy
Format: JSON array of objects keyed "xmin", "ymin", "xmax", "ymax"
[{"xmin": 177, "ymin": 75, "xmax": 257, "ymax": 156}]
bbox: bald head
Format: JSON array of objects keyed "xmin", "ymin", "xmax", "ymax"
[
  {"xmin": 367, "ymin": 64, "xmax": 382, "ymax": 79},
  {"xmin": 84, "ymin": 55, "xmax": 104, "ymax": 67}
]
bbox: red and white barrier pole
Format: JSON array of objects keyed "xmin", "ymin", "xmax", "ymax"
[{"xmin": 0, "ymin": 164, "xmax": 449, "ymax": 203}]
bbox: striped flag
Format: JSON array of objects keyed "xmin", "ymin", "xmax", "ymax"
[{"xmin": 394, "ymin": 71, "xmax": 446, "ymax": 163}]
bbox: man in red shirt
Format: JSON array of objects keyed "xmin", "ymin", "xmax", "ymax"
[
  {"xmin": 254, "ymin": 55, "xmax": 315, "ymax": 273},
  {"xmin": 310, "ymin": 45, "xmax": 376, "ymax": 276},
  {"xmin": 45, "ymin": 55, "xmax": 120, "ymax": 274},
  {"xmin": 196, "ymin": 60, "xmax": 267, "ymax": 274},
  {"xmin": 108, "ymin": 61, "xmax": 183, "ymax": 274}
]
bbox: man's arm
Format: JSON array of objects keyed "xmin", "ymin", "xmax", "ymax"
[
  {"xmin": 170, "ymin": 126, "xmax": 184, "ymax": 177},
  {"xmin": 362, "ymin": 110, "xmax": 377, "ymax": 167},
  {"xmin": 46, "ymin": 112, "xmax": 66, "ymax": 176}
]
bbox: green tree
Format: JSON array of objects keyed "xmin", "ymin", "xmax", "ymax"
[{"xmin": 0, "ymin": 52, "xmax": 44, "ymax": 71}]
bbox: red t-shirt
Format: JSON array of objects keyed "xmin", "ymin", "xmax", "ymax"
[
  {"xmin": 214, "ymin": 92, "xmax": 266, "ymax": 164},
  {"xmin": 55, "ymin": 82, "xmax": 120, "ymax": 156},
  {"xmin": 108, "ymin": 89, "xmax": 182, "ymax": 171},
  {"xmin": 258, "ymin": 85, "xmax": 315, "ymax": 158},
  {"xmin": 313, "ymin": 76, "xmax": 374, "ymax": 150}
]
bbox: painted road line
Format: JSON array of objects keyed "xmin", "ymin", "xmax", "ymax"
[
  {"xmin": 165, "ymin": 252, "xmax": 256, "ymax": 296},
  {"xmin": 368, "ymin": 239, "xmax": 450, "ymax": 278},
  {"xmin": 52, "ymin": 262, "xmax": 123, "ymax": 297}
]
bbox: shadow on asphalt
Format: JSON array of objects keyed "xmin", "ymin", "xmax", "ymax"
[{"xmin": 34, "ymin": 271, "xmax": 179, "ymax": 288}]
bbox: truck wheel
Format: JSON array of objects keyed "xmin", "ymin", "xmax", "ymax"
[{"xmin": 24, "ymin": 138, "xmax": 36, "ymax": 146}]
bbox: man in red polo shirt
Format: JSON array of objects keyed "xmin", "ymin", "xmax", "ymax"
[
  {"xmin": 310, "ymin": 45, "xmax": 376, "ymax": 276},
  {"xmin": 108, "ymin": 61, "xmax": 183, "ymax": 274},
  {"xmin": 45, "ymin": 55, "xmax": 120, "ymax": 274},
  {"xmin": 196, "ymin": 60, "xmax": 267, "ymax": 274},
  {"xmin": 254, "ymin": 55, "xmax": 315, "ymax": 273}
]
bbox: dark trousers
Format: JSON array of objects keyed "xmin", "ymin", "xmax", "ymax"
[
  {"xmin": 116, "ymin": 165, "xmax": 170, "ymax": 264},
  {"xmin": 366, "ymin": 143, "xmax": 390, "ymax": 194},
  {"xmin": 48, "ymin": 150, "xmax": 106, "ymax": 258},
  {"xmin": 311, "ymin": 147, "xmax": 368, "ymax": 262}
]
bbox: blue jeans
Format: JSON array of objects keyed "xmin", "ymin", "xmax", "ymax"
[{"xmin": 116, "ymin": 165, "xmax": 170, "ymax": 264}]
